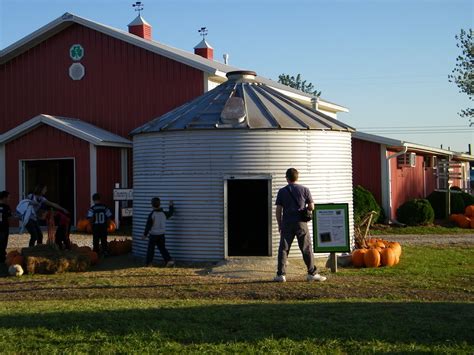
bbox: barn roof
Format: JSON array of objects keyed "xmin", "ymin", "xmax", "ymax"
[
  {"xmin": 0, "ymin": 114, "xmax": 132, "ymax": 147},
  {"xmin": 0, "ymin": 12, "xmax": 348, "ymax": 114},
  {"xmin": 131, "ymin": 71, "xmax": 354, "ymax": 134},
  {"xmin": 353, "ymin": 131, "xmax": 474, "ymax": 161}
]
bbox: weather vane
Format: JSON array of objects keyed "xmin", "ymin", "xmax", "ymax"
[
  {"xmin": 198, "ymin": 27, "xmax": 208, "ymax": 39},
  {"xmin": 132, "ymin": 1, "xmax": 144, "ymax": 15}
]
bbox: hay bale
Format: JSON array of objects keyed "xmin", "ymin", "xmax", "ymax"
[{"xmin": 21, "ymin": 244, "xmax": 91, "ymax": 274}]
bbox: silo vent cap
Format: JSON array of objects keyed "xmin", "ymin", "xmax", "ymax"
[{"xmin": 226, "ymin": 70, "xmax": 257, "ymax": 80}]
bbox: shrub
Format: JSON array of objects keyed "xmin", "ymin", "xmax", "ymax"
[
  {"xmin": 460, "ymin": 191, "xmax": 474, "ymax": 207},
  {"xmin": 353, "ymin": 185, "xmax": 382, "ymax": 224},
  {"xmin": 427, "ymin": 190, "xmax": 465, "ymax": 219},
  {"xmin": 397, "ymin": 198, "xmax": 434, "ymax": 226}
]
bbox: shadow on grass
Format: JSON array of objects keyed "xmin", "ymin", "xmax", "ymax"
[{"xmin": 1, "ymin": 302, "xmax": 472, "ymax": 345}]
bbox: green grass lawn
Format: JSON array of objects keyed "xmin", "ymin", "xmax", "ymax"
[
  {"xmin": 0, "ymin": 244, "xmax": 473, "ymax": 353},
  {"xmin": 371, "ymin": 224, "xmax": 472, "ymax": 235}
]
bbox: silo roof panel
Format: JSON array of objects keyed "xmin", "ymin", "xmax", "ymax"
[{"xmin": 130, "ymin": 72, "xmax": 355, "ymax": 135}]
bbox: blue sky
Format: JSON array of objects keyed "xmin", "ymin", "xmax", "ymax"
[{"xmin": 1, "ymin": 0, "xmax": 473, "ymax": 152}]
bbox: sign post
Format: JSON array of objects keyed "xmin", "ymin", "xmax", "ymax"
[
  {"xmin": 113, "ymin": 184, "xmax": 134, "ymax": 230},
  {"xmin": 313, "ymin": 203, "xmax": 350, "ymax": 273}
]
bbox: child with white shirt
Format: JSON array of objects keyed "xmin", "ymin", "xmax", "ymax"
[{"xmin": 142, "ymin": 197, "xmax": 174, "ymax": 267}]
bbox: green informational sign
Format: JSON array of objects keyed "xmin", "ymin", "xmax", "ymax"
[
  {"xmin": 313, "ymin": 203, "xmax": 350, "ymax": 252},
  {"xmin": 70, "ymin": 44, "xmax": 84, "ymax": 61}
]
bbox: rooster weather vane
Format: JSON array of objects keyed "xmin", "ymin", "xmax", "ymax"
[
  {"xmin": 132, "ymin": 1, "xmax": 144, "ymax": 15},
  {"xmin": 198, "ymin": 27, "xmax": 208, "ymax": 39}
]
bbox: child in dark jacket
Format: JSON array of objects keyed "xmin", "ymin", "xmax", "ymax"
[
  {"xmin": 87, "ymin": 193, "xmax": 113, "ymax": 256},
  {"xmin": 0, "ymin": 191, "xmax": 12, "ymax": 264},
  {"xmin": 142, "ymin": 197, "xmax": 174, "ymax": 267}
]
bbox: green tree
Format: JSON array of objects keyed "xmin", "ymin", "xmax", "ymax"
[
  {"xmin": 448, "ymin": 29, "xmax": 473, "ymax": 122},
  {"xmin": 278, "ymin": 73, "xmax": 321, "ymax": 97}
]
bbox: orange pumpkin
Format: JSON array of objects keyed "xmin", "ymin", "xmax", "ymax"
[
  {"xmin": 394, "ymin": 254, "xmax": 400, "ymax": 265},
  {"xmin": 12, "ymin": 255, "xmax": 24, "ymax": 265},
  {"xmin": 107, "ymin": 220, "xmax": 116, "ymax": 233},
  {"xmin": 465, "ymin": 205, "xmax": 474, "ymax": 217},
  {"xmin": 89, "ymin": 251, "xmax": 99, "ymax": 266},
  {"xmin": 5, "ymin": 251, "xmax": 20, "ymax": 266},
  {"xmin": 380, "ymin": 248, "xmax": 396, "ymax": 267},
  {"xmin": 388, "ymin": 242, "xmax": 402, "ymax": 258},
  {"xmin": 364, "ymin": 248, "xmax": 381, "ymax": 268},
  {"xmin": 457, "ymin": 215, "xmax": 471, "ymax": 228},
  {"xmin": 470, "ymin": 218, "xmax": 474, "ymax": 229},
  {"xmin": 76, "ymin": 219, "xmax": 90, "ymax": 232},
  {"xmin": 86, "ymin": 222, "xmax": 92, "ymax": 234},
  {"xmin": 352, "ymin": 249, "xmax": 368, "ymax": 267}
]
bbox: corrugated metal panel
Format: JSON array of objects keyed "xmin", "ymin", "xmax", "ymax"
[
  {"xmin": 133, "ymin": 130, "xmax": 353, "ymax": 261},
  {"xmin": 352, "ymin": 138, "xmax": 382, "ymax": 204},
  {"xmin": 5, "ymin": 124, "xmax": 90, "ymax": 223},
  {"xmin": 131, "ymin": 74, "xmax": 354, "ymax": 134}
]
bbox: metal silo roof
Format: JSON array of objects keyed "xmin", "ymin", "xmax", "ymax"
[{"xmin": 131, "ymin": 71, "xmax": 355, "ymax": 135}]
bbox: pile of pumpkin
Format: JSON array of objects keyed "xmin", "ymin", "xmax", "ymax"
[
  {"xmin": 449, "ymin": 205, "xmax": 474, "ymax": 228},
  {"xmin": 351, "ymin": 238, "xmax": 402, "ymax": 268},
  {"xmin": 76, "ymin": 219, "xmax": 117, "ymax": 233},
  {"xmin": 108, "ymin": 239, "xmax": 133, "ymax": 256}
]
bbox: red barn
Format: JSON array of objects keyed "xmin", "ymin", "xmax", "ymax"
[
  {"xmin": 1, "ymin": 12, "xmax": 348, "ymax": 224},
  {"xmin": 353, "ymin": 132, "xmax": 474, "ymax": 221}
]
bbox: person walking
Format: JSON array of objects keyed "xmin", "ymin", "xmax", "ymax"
[
  {"xmin": 274, "ymin": 168, "xmax": 326, "ymax": 282},
  {"xmin": 142, "ymin": 197, "xmax": 174, "ymax": 267}
]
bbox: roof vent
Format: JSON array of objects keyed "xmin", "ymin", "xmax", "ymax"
[
  {"xmin": 220, "ymin": 96, "xmax": 246, "ymax": 124},
  {"xmin": 226, "ymin": 70, "xmax": 257, "ymax": 81}
]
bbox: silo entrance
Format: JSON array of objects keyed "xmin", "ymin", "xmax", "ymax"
[{"xmin": 226, "ymin": 178, "xmax": 271, "ymax": 256}]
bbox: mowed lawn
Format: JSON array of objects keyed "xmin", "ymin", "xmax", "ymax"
[{"xmin": 0, "ymin": 243, "xmax": 472, "ymax": 353}]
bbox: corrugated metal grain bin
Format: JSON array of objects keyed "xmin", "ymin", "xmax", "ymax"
[{"xmin": 131, "ymin": 71, "xmax": 355, "ymax": 261}]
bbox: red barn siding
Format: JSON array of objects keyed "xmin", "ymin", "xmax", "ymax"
[
  {"xmin": 424, "ymin": 167, "xmax": 437, "ymax": 196},
  {"xmin": 389, "ymin": 153, "xmax": 426, "ymax": 220},
  {"xmin": 5, "ymin": 125, "xmax": 90, "ymax": 222},
  {"xmin": 352, "ymin": 138, "xmax": 382, "ymax": 204},
  {"xmin": 0, "ymin": 23, "xmax": 204, "ymax": 137},
  {"xmin": 0, "ymin": 23, "xmax": 205, "ymax": 224},
  {"xmin": 96, "ymin": 146, "xmax": 122, "ymax": 211}
]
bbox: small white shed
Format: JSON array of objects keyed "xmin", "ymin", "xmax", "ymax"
[{"xmin": 131, "ymin": 71, "xmax": 355, "ymax": 261}]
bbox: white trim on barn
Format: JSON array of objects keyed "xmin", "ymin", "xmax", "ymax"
[
  {"xmin": 120, "ymin": 148, "xmax": 128, "ymax": 188},
  {"xmin": 89, "ymin": 143, "xmax": 97, "ymax": 201},
  {"xmin": 0, "ymin": 114, "xmax": 132, "ymax": 148},
  {"xmin": 0, "ymin": 144, "xmax": 5, "ymax": 191}
]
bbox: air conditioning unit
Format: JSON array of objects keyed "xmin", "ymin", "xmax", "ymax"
[{"xmin": 397, "ymin": 152, "xmax": 416, "ymax": 168}]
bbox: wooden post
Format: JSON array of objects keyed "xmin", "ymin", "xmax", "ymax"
[
  {"xmin": 114, "ymin": 182, "xmax": 120, "ymax": 230},
  {"xmin": 329, "ymin": 252, "xmax": 338, "ymax": 273}
]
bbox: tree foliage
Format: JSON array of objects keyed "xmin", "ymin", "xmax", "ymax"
[
  {"xmin": 448, "ymin": 29, "xmax": 473, "ymax": 121},
  {"xmin": 278, "ymin": 73, "xmax": 321, "ymax": 97}
]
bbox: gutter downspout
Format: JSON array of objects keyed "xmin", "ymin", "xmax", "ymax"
[{"xmin": 384, "ymin": 145, "xmax": 408, "ymax": 223}]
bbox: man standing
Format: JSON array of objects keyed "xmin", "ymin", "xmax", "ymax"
[{"xmin": 274, "ymin": 168, "xmax": 326, "ymax": 282}]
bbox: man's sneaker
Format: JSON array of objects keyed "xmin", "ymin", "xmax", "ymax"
[
  {"xmin": 165, "ymin": 260, "xmax": 175, "ymax": 267},
  {"xmin": 273, "ymin": 274, "xmax": 286, "ymax": 282},
  {"xmin": 307, "ymin": 273, "xmax": 327, "ymax": 282}
]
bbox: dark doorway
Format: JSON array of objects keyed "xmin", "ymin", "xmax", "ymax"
[
  {"xmin": 23, "ymin": 159, "xmax": 75, "ymax": 223},
  {"xmin": 227, "ymin": 179, "xmax": 270, "ymax": 256}
]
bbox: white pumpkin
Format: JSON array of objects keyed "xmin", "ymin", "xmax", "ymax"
[{"xmin": 8, "ymin": 264, "xmax": 24, "ymax": 277}]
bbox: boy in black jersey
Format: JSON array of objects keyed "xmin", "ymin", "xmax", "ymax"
[
  {"xmin": 0, "ymin": 191, "xmax": 12, "ymax": 264},
  {"xmin": 87, "ymin": 193, "xmax": 113, "ymax": 256}
]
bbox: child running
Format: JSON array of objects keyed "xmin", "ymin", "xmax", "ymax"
[
  {"xmin": 87, "ymin": 193, "xmax": 113, "ymax": 256},
  {"xmin": 0, "ymin": 191, "xmax": 12, "ymax": 264},
  {"xmin": 142, "ymin": 197, "xmax": 174, "ymax": 267}
]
